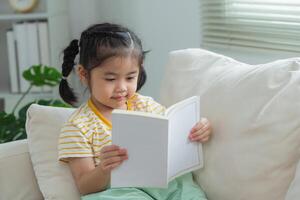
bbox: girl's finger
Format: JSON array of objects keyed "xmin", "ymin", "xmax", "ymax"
[
  {"xmin": 196, "ymin": 129, "xmax": 211, "ymax": 139},
  {"xmin": 190, "ymin": 121, "xmax": 204, "ymax": 133},
  {"xmin": 100, "ymin": 145, "xmax": 120, "ymax": 154},
  {"xmin": 189, "ymin": 125, "xmax": 210, "ymax": 139},
  {"xmin": 190, "ymin": 130, "xmax": 211, "ymax": 142},
  {"xmin": 106, "ymin": 161, "xmax": 124, "ymax": 171},
  {"xmin": 190, "ymin": 135, "xmax": 209, "ymax": 142},
  {"xmin": 190, "ymin": 118, "xmax": 210, "ymax": 133},
  {"xmin": 197, "ymin": 123, "xmax": 211, "ymax": 135},
  {"xmin": 102, "ymin": 161, "xmax": 123, "ymax": 171},
  {"xmin": 102, "ymin": 155, "xmax": 128, "ymax": 167},
  {"xmin": 101, "ymin": 149, "xmax": 127, "ymax": 160}
]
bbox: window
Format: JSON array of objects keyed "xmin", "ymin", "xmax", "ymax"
[{"xmin": 201, "ymin": 0, "xmax": 300, "ymax": 52}]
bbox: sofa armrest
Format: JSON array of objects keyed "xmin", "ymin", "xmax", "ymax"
[{"xmin": 0, "ymin": 139, "xmax": 43, "ymax": 200}]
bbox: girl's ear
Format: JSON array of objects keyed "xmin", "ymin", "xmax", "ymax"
[{"xmin": 77, "ymin": 65, "xmax": 88, "ymax": 85}]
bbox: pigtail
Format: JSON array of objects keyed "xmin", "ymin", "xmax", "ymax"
[
  {"xmin": 136, "ymin": 50, "xmax": 149, "ymax": 91},
  {"xmin": 137, "ymin": 65, "xmax": 147, "ymax": 91},
  {"xmin": 59, "ymin": 39, "xmax": 79, "ymax": 106}
]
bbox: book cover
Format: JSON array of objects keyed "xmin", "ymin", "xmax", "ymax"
[
  {"xmin": 111, "ymin": 96, "xmax": 203, "ymax": 188},
  {"xmin": 27, "ymin": 22, "xmax": 41, "ymax": 92},
  {"xmin": 14, "ymin": 22, "xmax": 29, "ymax": 93},
  {"xmin": 37, "ymin": 21, "xmax": 52, "ymax": 92},
  {"xmin": 6, "ymin": 30, "xmax": 19, "ymax": 93}
]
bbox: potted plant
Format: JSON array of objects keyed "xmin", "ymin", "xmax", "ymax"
[{"xmin": 0, "ymin": 65, "xmax": 69, "ymax": 143}]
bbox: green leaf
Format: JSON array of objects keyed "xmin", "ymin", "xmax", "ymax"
[
  {"xmin": 23, "ymin": 65, "xmax": 62, "ymax": 87},
  {"xmin": 0, "ymin": 112, "xmax": 25, "ymax": 143},
  {"xmin": 0, "ymin": 112, "xmax": 16, "ymax": 125},
  {"xmin": 0, "ymin": 99, "xmax": 70, "ymax": 144}
]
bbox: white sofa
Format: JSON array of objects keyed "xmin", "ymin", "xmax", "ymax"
[{"xmin": 0, "ymin": 49, "xmax": 300, "ymax": 200}]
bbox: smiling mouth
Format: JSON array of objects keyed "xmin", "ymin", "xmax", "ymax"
[{"xmin": 112, "ymin": 96, "xmax": 127, "ymax": 101}]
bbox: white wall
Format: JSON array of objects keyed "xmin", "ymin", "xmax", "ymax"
[
  {"xmin": 68, "ymin": 0, "xmax": 97, "ymax": 39},
  {"xmin": 68, "ymin": 0, "xmax": 201, "ymax": 100}
]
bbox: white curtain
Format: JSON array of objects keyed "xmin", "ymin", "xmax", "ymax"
[{"xmin": 201, "ymin": 0, "xmax": 300, "ymax": 52}]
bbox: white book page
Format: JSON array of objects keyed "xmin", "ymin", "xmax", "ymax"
[
  {"xmin": 166, "ymin": 96, "xmax": 203, "ymax": 181},
  {"xmin": 111, "ymin": 111, "xmax": 169, "ymax": 188}
]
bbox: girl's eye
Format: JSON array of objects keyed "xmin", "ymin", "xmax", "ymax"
[
  {"xmin": 105, "ymin": 78, "xmax": 115, "ymax": 82},
  {"xmin": 127, "ymin": 77, "xmax": 136, "ymax": 80}
]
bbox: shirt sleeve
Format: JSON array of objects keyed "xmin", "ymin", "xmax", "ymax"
[
  {"xmin": 58, "ymin": 122, "xmax": 94, "ymax": 162},
  {"xmin": 145, "ymin": 97, "xmax": 166, "ymax": 115}
]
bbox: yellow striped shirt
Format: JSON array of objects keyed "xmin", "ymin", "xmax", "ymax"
[{"xmin": 58, "ymin": 93, "xmax": 165, "ymax": 165}]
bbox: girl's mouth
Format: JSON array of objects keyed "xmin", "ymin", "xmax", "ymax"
[{"xmin": 112, "ymin": 96, "xmax": 127, "ymax": 101}]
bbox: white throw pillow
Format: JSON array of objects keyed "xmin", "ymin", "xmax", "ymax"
[
  {"xmin": 25, "ymin": 104, "xmax": 80, "ymax": 200},
  {"xmin": 160, "ymin": 49, "xmax": 300, "ymax": 200},
  {"xmin": 285, "ymin": 159, "xmax": 300, "ymax": 200},
  {"xmin": 0, "ymin": 139, "xmax": 43, "ymax": 200}
]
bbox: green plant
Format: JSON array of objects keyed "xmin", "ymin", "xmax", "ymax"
[{"xmin": 0, "ymin": 65, "xmax": 69, "ymax": 143}]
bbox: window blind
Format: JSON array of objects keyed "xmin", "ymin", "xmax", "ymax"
[{"xmin": 201, "ymin": 0, "xmax": 300, "ymax": 52}]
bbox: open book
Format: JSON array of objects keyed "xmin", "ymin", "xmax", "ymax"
[{"xmin": 111, "ymin": 96, "xmax": 203, "ymax": 188}]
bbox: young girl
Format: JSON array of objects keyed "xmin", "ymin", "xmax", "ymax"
[{"xmin": 58, "ymin": 23, "xmax": 212, "ymax": 200}]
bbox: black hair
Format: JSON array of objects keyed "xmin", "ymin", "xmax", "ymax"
[{"xmin": 59, "ymin": 23, "xmax": 147, "ymax": 106}]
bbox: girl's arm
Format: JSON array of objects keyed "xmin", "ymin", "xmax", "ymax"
[
  {"xmin": 68, "ymin": 145, "xmax": 128, "ymax": 195},
  {"xmin": 68, "ymin": 157, "xmax": 110, "ymax": 195}
]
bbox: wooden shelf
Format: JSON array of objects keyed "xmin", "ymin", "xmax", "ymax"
[{"xmin": 0, "ymin": 13, "xmax": 48, "ymax": 21}]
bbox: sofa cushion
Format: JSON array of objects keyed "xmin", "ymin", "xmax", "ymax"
[
  {"xmin": 25, "ymin": 104, "xmax": 80, "ymax": 200},
  {"xmin": 285, "ymin": 159, "xmax": 300, "ymax": 200},
  {"xmin": 160, "ymin": 49, "xmax": 300, "ymax": 200},
  {"xmin": 0, "ymin": 139, "xmax": 43, "ymax": 200}
]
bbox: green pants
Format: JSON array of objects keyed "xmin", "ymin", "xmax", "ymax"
[{"xmin": 81, "ymin": 173, "xmax": 207, "ymax": 200}]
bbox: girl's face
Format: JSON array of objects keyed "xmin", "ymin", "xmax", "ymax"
[{"xmin": 88, "ymin": 56, "xmax": 139, "ymax": 111}]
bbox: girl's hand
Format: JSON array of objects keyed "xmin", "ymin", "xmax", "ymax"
[
  {"xmin": 188, "ymin": 118, "xmax": 212, "ymax": 143},
  {"xmin": 96, "ymin": 145, "xmax": 128, "ymax": 172}
]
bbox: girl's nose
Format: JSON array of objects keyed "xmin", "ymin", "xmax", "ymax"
[
  {"xmin": 116, "ymin": 88, "xmax": 126, "ymax": 93},
  {"xmin": 116, "ymin": 81, "xmax": 127, "ymax": 93}
]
